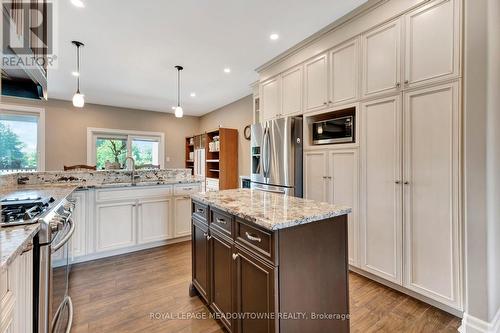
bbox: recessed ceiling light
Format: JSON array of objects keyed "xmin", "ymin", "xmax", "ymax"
[
  {"xmin": 72, "ymin": 71, "xmax": 80, "ymax": 77},
  {"xmin": 190, "ymin": 92, "xmax": 196, "ymax": 97},
  {"xmin": 224, "ymin": 68, "xmax": 231, "ymax": 73},
  {"xmin": 270, "ymin": 33, "xmax": 279, "ymax": 40},
  {"xmin": 71, "ymin": 0, "xmax": 85, "ymax": 8}
]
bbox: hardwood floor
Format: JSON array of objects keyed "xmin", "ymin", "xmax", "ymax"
[{"xmin": 69, "ymin": 242, "xmax": 461, "ymax": 333}]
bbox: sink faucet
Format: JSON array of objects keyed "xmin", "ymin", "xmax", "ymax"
[{"xmin": 124, "ymin": 156, "xmax": 139, "ymax": 185}]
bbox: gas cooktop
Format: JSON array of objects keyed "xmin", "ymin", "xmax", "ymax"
[{"xmin": 0, "ymin": 196, "xmax": 55, "ymax": 227}]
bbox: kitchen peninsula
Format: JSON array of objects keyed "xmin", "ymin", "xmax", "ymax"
[{"xmin": 190, "ymin": 189, "xmax": 352, "ymax": 333}]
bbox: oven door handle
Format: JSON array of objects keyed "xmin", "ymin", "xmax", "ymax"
[
  {"xmin": 51, "ymin": 218, "xmax": 75, "ymax": 253},
  {"xmin": 51, "ymin": 295, "xmax": 73, "ymax": 333}
]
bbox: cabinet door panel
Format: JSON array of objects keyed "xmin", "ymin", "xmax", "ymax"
[
  {"xmin": 192, "ymin": 220, "xmax": 210, "ymax": 302},
  {"xmin": 329, "ymin": 150, "xmax": 359, "ymax": 267},
  {"xmin": 138, "ymin": 199, "xmax": 171, "ymax": 243},
  {"xmin": 281, "ymin": 66, "xmax": 303, "ymax": 116},
  {"xmin": 304, "ymin": 151, "xmax": 328, "ymax": 202},
  {"xmin": 360, "ymin": 96, "xmax": 402, "ymax": 284},
  {"xmin": 330, "ymin": 38, "xmax": 359, "ymax": 105},
  {"xmin": 70, "ymin": 191, "xmax": 86, "ymax": 258},
  {"xmin": 304, "ymin": 54, "xmax": 328, "ymax": 112},
  {"xmin": 234, "ymin": 249, "xmax": 276, "ymax": 333},
  {"xmin": 210, "ymin": 233, "xmax": 233, "ymax": 331},
  {"xmin": 362, "ymin": 19, "xmax": 401, "ymax": 97},
  {"xmin": 403, "ymin": 82, "xmax": 460, "ymax": 308},
  {"xmin": 96, "ymin": 203, "xmax": 135, "ymax": 252},
  {"xmin": 405, "ymin": 0, "xmax": 459, "ymax": 86},
  {"xmin": 261, "ymin": 77, "xmax": 280, "ymax": 121},
  {"xmin": 174, "ymin": 197, "xmax": 192, "ymax": 237}
]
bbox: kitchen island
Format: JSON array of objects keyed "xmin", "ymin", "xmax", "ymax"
[{"xmin": 190, "ymin": 189, "xmax": 352, "ymax": 333}]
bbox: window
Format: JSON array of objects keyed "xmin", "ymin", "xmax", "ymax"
[
  {"xmin": 0, "ymin": 105, "xmax": 45, "ymax": 173},
  {"xmin": 87, "ymin": 128, "xmax": 164, "ymax": 170}
]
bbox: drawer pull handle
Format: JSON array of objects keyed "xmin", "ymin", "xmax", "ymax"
[
  {"xmin": 197, "ymin": 208, "xmax": 204, "ymax": 214},
  {"xmin": 203, "ymin": 232, "xmax": 208, "ymax": 237},
  {"xmin": 245, "ymin": 232, "xmax": 262, "ymax": 243},
  {"xmin": 232, "ymin": 253, "xmax": 239, "ymax": 260},
  {"xmin": 216, "ymin": 218, "xmax": 227, "ymax": 225},
  {"xmin": 184, "ymin": 187, "xmax": 193, "ymax": 191},
  {"xmin": 206, "ymin": 235, "xmax": 212, "ymax": 241}
]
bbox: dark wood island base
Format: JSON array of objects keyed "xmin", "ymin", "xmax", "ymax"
[{"xmin": 189, "ymin": 192, "xmax": 350, "ymax": 333}]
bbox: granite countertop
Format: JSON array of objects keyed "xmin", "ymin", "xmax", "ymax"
[
  {"xmin": 0, "ymin": 177, "xmax": 202, "ymax": 271},
  {"xmin": 191, "ymin": 189, "xmax": 352, "ymax": 231},
  {"xmin": 0, "ymin": 184, "xmax": 78, "ymax": 271}
]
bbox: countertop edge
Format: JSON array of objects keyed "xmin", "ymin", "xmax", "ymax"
[
  {"xmin": 0, "ymin": 224, "xmax": 40, "ymax": 272},
  {"xmin": 190, "ymin": 193, "xmax": 352, "ymax": 231}
]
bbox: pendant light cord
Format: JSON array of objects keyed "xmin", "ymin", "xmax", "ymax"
[
  {"xmin": 76, "ymin": 45, "xmax": 80, "ymax": 93},
  {"xmin": 177, "ymin": 68, "xmax": 181, "ymax": 107}
]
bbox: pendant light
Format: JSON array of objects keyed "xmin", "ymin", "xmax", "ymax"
[
  {"xmin": 174, "ymin": 65, "xmax": 184, "ymax": 118},
  {"xmin": 72, "ymin": 41, "xmax": 85, "ymax": 108}
]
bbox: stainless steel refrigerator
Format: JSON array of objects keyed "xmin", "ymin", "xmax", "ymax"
[{"xmin": 250, "ymin": 116, "xmax": 303, "ymax": 197}]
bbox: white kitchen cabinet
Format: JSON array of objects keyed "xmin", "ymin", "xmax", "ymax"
[
  {"xmin": 304, "ymin": 149, "xmax": 360, "ymax": 267},
  {"xmin": 304, "ymin": 151, "xmax": 328, "ymax": 202},
  {"xmin": 70, "ymin": 191, "xmax": 87, "ymax": 259},
  {"xmin": 402, "ymin": 82, "xmax": 461, "ymax": 308},
  {"xmin": 281, "ymin": 65, "xmax": 303, "ymax": 116},
  {"xmin": 360, "ymin": 95, "xmax": 403, "ymax": 284},
  {"xmin": 1, "ymin": 246, "xmax": 33, "ymax": 333},
  {"xmin": 404, "ymin": 0, "xmax": 460, "ymax": 88},
  {"xmin": 329, "ymin": 38, "xmax": 359, "ymax": 105},
  {"xmin": 304, "ymin": 53, "xmax": 328, "ymax": 112},
  {"xmin": 95, "ymin": 202, "xmax": 136, "ymax": 252},
  {"xmin": 328, "ymin": 150, "xmax": 359, "ymax": 267},
  {"xmin": 362, "ymin": 19, "xmax": 402, "ymax": 98},
  {"xmin": 260, "ymin": 76, "xmax": 281, "ymax": 121},
  {"xmin": 174, "ymin": 196, "xmax": 192, "ymax": 238},
  {"xmin": 137, "ymin": 198, "xmax": 172, "ymax": 244}
]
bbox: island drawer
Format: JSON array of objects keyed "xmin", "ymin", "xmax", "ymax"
[
  {"xmin": 174, "ymin": 184, "xmax": 201, "ymax": 196},
  {"xmin": 210, "ymin": 208, "xmax": 232, "ymax": 236},
  {"xmin": 235, "ymin": 218, "xmax": 275, "ymax": 264},
  {"xmin": 192, "ymin": 201, "xmax": 208, "ymax": 223}
]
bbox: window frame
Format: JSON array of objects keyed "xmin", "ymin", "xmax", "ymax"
[
  {"xmin": 86, "ymin": 127, "xmax": 165, "ymax": 169},
  {"xmin": 0, "ymin": 103, "xmax": 46, "ymax": 172}
]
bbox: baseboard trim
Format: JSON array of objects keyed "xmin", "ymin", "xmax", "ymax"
[
  {"xmin": 349, "ymin": 265, "xmax": 463, "ymax": 317},
  {"xmin": 71, "ymin": 236, "xmax": 191, "ymax": 264},
  {"xmin": 460, "ymin": 308, "xmax": 500, "ymax": 333}
]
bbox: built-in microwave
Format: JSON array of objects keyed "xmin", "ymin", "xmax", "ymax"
[{"xmin": 312, "ymin": 115, "xmax": 354, "ymax": 145}]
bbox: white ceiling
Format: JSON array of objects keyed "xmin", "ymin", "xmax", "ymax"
[{"xmin": 49, "ymin": 0, "xmax": 368, "ymax": 116}]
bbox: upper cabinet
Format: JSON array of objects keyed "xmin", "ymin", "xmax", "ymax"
[
  {"xmin": 260, "ymin": 76, "xmax": 281, "ymax": 121},
  {"xmin": 404, "ymin": 0, "xmax": 460, "ymax": 88},
  {"xmin": 281, "ymin": 65, "xmax": 303, "ymax": 116},
  {"xmin": 329, "ymin": 38, "xmax": 360, "ymax": 105},
  {"xmin": 362, "ymin": 19, "xmax": 402, "ymax": 98},
  {"xmin": 304, "ymin": 54, "xmax": 329, "ymax": 112}
]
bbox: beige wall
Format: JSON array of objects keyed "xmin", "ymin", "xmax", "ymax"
[
  {"xmin": 1, "ymin": 97, "xmax": 199, "ymax": 171},
  {"xmin": 199, "ymin": 95, "xmax": 253, "ymax": 177}
]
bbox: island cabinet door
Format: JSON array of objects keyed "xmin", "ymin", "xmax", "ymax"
[
  {"xmin": 233, "ymin": 247, "xmax": 277, "ymax": 333},
  {"xmin": 209, "ymin": 231, "xmax": 234, "ymax": 332},
  {"xmin": 192, "ymin": 219, "xmax": 210, "ymax": 303}
]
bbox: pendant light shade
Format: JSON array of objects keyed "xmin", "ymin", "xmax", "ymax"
[
  {"xmin": 72, "ymin": 41, "xmax": 85, "ymax": 108},
  {"xmin": 174, "ymin": 65, "xmax": 184, "ymax": 118}
]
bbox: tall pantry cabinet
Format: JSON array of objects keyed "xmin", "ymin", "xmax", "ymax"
[{"xmin": 261, "ymin": 0, "xmax": 462, "ymax": 312}]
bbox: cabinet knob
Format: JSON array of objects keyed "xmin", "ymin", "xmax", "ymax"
[
  {"xmin": 404, "ymin": 181, "xmax": 410, "ymax": 185},
  {"xmin": 323, "ymin": 102, "xmax": 328, "ymax": 105},
  {"xmin": 203, "ymin": 232, "xmax": 208, "ymax": 237},
  {"xmin": 232, "ymin": 253, "xmax": 239, "ymax": 260},
  {"xmin": 206, "ymin": 235, "xmax": 212, "ymax": 241},
  {"xmin": 395, "ymin": 180, "xmax": 401, "ymax": 184},
  {"xmin": 329, "ymin": 101, "xmax": 333, "ymax": 104},
  {"xmin": 396, "ymin": 82, "xmax": 401, "ymax": 88},
  {"xmin": 405, "ymin": 80, "xmax": 409, "ymax": 84}
]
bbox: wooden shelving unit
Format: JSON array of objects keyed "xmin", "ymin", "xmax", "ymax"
[
  {"xmin": 185, "ymin": 137, "xmax": 195, "ymax": 175},
  {"xmin": 205, "ymin": 128, "xmax": 238, "ymax": 190}
]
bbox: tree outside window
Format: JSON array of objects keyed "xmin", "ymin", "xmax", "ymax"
[{"xmin": 0, "ymin": 115, "xmax": 38, "ymax": 172}]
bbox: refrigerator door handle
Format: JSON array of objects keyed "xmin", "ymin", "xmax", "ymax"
[{"xmin": 262, "ymin": 127, "xmax": 270, "ymax": 179}]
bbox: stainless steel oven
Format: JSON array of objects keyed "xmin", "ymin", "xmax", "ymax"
[
  {"xmin": 312, "ymin": 115, "xmax": 354, "ymax": 145},
  {"xmin": 36, "ymin": 199, "xmax": 75, "ymax": 333}
]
